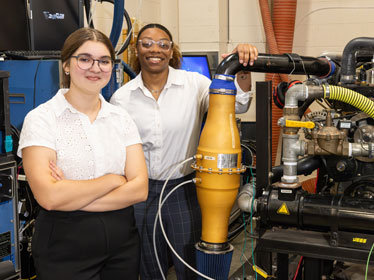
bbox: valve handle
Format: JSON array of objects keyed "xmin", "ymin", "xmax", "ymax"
[{"xmin": 285, "ymin": 119, "xmax": 315, "ymax": 129}]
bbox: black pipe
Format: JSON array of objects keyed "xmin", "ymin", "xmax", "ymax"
[
  {"xmin": 340, "ymin": 37, "xmax": 374, "ymax": 84},
  {"xmin": 258, "ymin": 189, "xmax": 374, "ymax": 234},
  {"xmin": 298, "ymin": 98, "xmax": 315, "ymax": 118},
  {"xmin": 271, "ymin": 156, "xmax": 322, "ymax": 183},
  {"xmin": 215, "ymin": 53, "xmax": 332, "ymax": 77},
  {"xmin": 84, "ymin": 0, "xmax": 94, "ymax": 28}
]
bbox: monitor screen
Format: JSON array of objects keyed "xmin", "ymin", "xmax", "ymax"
[
  {"xmin": 29, "ymin": 0, "xmax": 84, "ymax": 51},
  {"xmin": 181, "ymin": 55, "xmax": 212, "ymax": 79},
  {"xmin": 0, "ymin": 0, "xmax": 30, "ymax": 51}
]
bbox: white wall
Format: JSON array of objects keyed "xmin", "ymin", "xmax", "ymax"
[
  {"xmin": 294, "ymin": 0, "xmax": 374, "ymax": 56},
  {"xmin": 91, "ymin": 0, "xmax": 374, "ymax": 121}
]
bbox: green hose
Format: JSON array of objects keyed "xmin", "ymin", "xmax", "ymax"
[{"xmin": 323, "ymin": 85, "xmax": 374, "ymax": 119}]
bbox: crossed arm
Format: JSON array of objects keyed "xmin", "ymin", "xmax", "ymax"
[{"xmin": 22, "ymin": 144, "xmax": 148, "ymax": 212}]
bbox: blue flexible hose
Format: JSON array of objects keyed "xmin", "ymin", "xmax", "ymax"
[{"xmin": 109, "ymin": 0, "xmax": 124, "ymax": 48}]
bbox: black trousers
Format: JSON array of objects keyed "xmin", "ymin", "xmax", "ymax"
[
  {"xmin": 32, "ymin": 207, "xmax": 140, "ymax": 280},
  {"xmin": 134, "ymin": 173, "xmax": 202, "ymax": 280}
]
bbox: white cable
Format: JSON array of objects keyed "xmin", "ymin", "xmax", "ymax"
[
  {"xmin": 157, "ymin": 178, "xmax": 215, "ymax": 280},
  {"xmin": 88, "ymin": 0, "xmax": 98, "ymax": 27},
  {"xmin": 19, "ymin": 219, "xmax": 35, "ymax": 235},
  {"xmin": 152, "ymin": 157, "xmax": 194, "ymax": 279},
  {"xmin": 115, "ymin": 25, "xmax": 133, "ymax": 56},
  {"xmin": 153, "ymin": 180, "xmax": 193, "ymax": 280},
  {"xmin": 241, "ymin": 143, "xmax": 255, "ymax": 168},
  {"xmin": 153, "ymin": 156, "xmax": 214, "ymax": 280}
]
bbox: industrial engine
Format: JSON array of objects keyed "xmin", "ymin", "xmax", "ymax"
[
  {"xmin": 232, "ymin": 37, "xmax": 374, "ymax": 279},
  {"xmin": 191, "ymin": 37, "xmax": 374, "ymax": 279}
]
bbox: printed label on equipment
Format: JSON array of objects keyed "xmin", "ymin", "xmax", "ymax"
[
  {"xmin": 353, "ymin": 238, "xmax": 367, "ymax": 244},
  {"xmin": 204, "ymin": 156, "xmax": 215, "ymax": 160},
  {"xmin": 217, "ymin": 154, "xmax": 238, "ymax": 168}
]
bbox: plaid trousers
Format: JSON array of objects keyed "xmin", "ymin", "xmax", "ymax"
[{"xmin": 134, "ymin": 173, "xmax": 202, "ymax": 280}]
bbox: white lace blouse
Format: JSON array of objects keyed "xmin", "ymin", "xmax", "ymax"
[{"xmin": 17, "ymin": 89, "xmax": 141, "ymax": 180}]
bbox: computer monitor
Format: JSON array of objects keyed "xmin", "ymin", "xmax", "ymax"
[
  {"xmin": 181, "ymin": 54, "xmax": 212, "ymax": 79},
  {"xmin": 0, "ymin": 0, "xmax": 30, "ymax": 51},
  {"xmin": 29, "ymin": 0, "xmax": 84, "ymax": 51}
]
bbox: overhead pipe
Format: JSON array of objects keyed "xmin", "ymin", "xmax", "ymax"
[
  {"xmin": 340, "ymin": 37, "xmax": 374, "ymax": 84},
  {"xmin": 216, "ymin": 53, "xmax": 334, "ymax": 77}
]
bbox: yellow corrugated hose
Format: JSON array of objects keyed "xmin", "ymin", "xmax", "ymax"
[{"xmin": 323, "ymin": 85, "xmax": 374, "ymax": 118}]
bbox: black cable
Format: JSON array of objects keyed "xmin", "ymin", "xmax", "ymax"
[
  {"xmin": 227, "ymin": 213, "xmax": 252, "ymax": 242},
  {"xmin": 83, "ymin": 0, "xmax": 133, "ymax": 55},
  {"xmin": 84, "ymin": 0, "xmax": 94, "ymax": 28},
  {"xmin": 115, "ymin": 8, "xmax": 133, "ymax": 55}
]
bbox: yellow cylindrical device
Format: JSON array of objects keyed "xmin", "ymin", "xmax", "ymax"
[{"xmin": 192, "ymin": 75, "xmax": 245, "ymax": 244}]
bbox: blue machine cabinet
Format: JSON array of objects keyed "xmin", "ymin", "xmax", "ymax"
[
  {"xmin": 0, "ymin": 159, "xmax": 20, "ymax": 279},
  {"xmin": 0, "ymin": 60, "xmax": 60, "ymax": 131},
  {"xmin": 0, "ymin": 62, "xmax": 59, "ymax": 279}
]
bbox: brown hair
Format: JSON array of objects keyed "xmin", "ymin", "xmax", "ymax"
[
  {"xmin": 132, "ymin": 23, "xmax": 182, "ymax": 74},
  {"xmin": 61, "ymin": 27, "xmax": 115, "ymax": 88}
]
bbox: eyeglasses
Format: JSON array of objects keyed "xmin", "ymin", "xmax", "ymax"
[
  {"xmin": 137, "ymin": 39, "xmax": 173, "ymax": 50},
  {"xmin": 71, "ymin": 54, "xmax": 113, "ymax": 72}
]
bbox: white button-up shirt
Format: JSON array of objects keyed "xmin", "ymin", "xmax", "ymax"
[
  {"xmin": 18, "ymin": 89, "xmax": 141, "ymax": 180},
  {"xmin": 110, "ymin": 67, "xmax": 253, "ymax": 180}
]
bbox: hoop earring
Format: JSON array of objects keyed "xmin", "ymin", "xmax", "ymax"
[{"xmin": 65, "ymin": 71, "xmax": 70, "ymax": 75}]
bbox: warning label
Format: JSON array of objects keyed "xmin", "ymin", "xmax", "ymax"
[{"xmin": 277, "ymin": 203, "xmax": 290, "ymax": 215}]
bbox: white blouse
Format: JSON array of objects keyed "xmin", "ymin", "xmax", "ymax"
[
  {"xmin": 110, "ymin": 67, "xmax": 253, "ymax": 180},
  {"xmin": 18, "ymin": 89, "xmax": 141, "ymax": 180}
]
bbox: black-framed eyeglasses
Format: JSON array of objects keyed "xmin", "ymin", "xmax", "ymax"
[
  {"xmin": 137, "ymin": 39, "xmax": 173, "ymax": 50},
  {"xmin": 71, "ymin": 54, "xmax": 114, "ymax": 72}
]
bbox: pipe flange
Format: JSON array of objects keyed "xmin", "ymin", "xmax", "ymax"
[
  {"xmin": 209, "ymin": 88, "xmax": 236, "ymax": 95},
  {"xmin": 213, "ymin": 74, "xmax": 235, "ymax": 81},
  {"xmin": 324, "ymin": 84, "xmax": 330, "ymax": 98},
  {"xmin": 196, "ymin": 241, "xmax": 233, "ymax": 254},
  {"xmin": 341, "ymin": 74, "xmax": 355, "ymax": 83},
  {"xmin": 273, "ymin": 181, "xmax": 300, "ymax": 189}
]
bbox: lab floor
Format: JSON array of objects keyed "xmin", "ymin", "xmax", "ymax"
[{"xmin": 166, "ymin": 228, "xmax": 374, "ymax": 280}]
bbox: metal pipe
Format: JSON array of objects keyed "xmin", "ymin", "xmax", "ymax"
[
  {"xmin": 271, "ymin": 156, "xmax": 322, "ymax": 183},
  {"xmin": 350, "ymin": 142, "xmax": 374, "ymax": 157},
  {"xmin": 281, "ymin": 134, "xmax": 305, "ymax": 184},
  {"xmin": 284, "ymin": 84, "xmax": 324, "ymax": 108},
  {"xmin": 237, "ymin": 182, "xmax": 257, "ymax": 213}
]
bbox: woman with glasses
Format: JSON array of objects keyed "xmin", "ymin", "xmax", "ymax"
[
  {"xmin": 110, "ymin": 23, "xmax": 258, "ymax": 280},
  {"xmin": 17, "ymin": 27, "xmax": 148, "ymax": 280}
]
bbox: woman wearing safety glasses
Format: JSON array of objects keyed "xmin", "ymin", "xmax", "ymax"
[
  {"xmin": 17, "ymin": 27, "xmax": 148, "ymax": 280},
  {"xmin": 110, "ymin": 23, "xmax": 258, "ymax": 280}
]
